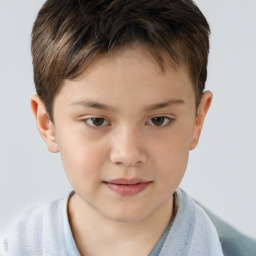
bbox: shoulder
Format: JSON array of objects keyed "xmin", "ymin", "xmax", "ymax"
[
  {"xmin": 1, "ymin": 198, "xmax": 66, "ymax": 256},
  {"xmin": 196, "ymin": 200, "xmax": 256, "ymax": 256},
  {"xmin": 191, "ymin": 199, "xmax": 224, "ymax": 254},
  {"xmin": 159, "ymin": 189, "xmax": 223, "ymax": 256},
  {"xmin": 180, "ymin": 189, "xmax": 224, "ymax": 255}
]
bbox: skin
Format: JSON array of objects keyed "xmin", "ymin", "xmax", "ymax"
[{"xmin": 31, "ymin": 46, "xmax": 212, "ymax": 256}]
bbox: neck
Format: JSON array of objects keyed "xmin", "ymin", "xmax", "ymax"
[{"xmin": 68, "ymin": 193, "xmax": 174, "ymax": 256}]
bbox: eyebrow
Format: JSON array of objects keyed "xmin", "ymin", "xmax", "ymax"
[
  {"xmin": 71, "ymin": 100, "xmax": 116, "ymax": 112},
  {"xmin": 143, "ymin": 99, "xmax": 185, "ymax": 111},
  {"xmin": 71, "ymin": 98, "xmax": 184, "ymax": 112}
]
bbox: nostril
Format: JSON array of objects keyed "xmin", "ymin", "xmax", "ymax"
[
  {"xmin": 109, "ymin": 137, "xmax": 147, "ymax": 166},
  {"xmin": 113, "ymin": 159, "xmax": 144, "ymax": 167}
]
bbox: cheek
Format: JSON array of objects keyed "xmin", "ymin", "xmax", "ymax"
[
  {"xmin": 155, "ymin": 143, "xmax": 189, "ymax": 176},
  {"xmin": 152, "ymin": 124, "xmax": 193, "ymax": 182},
  {"xmin": 57, "ymin": 131, "xmax": 108, "ymax": 185}
]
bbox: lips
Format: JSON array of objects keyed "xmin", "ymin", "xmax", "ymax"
[{"xmin": 104, "ymin": 178, "xmax": 152, "ymax": 196}]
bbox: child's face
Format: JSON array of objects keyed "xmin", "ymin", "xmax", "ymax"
[{"xmin": 33, "ymin": 46, "xmax": 211, "ymax": 222}]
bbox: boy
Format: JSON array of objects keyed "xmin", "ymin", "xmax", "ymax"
[{"xmin": 1, "ymin": 0, "xmax": 225, "ymax": 255}]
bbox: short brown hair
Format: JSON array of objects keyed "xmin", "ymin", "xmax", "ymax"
[{"xmin": 31, "ymin": 0, "xmax": 210, "ymax": 121}]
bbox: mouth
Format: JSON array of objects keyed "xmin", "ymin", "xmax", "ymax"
[{"xmin": 104, "ymin": 178, "xmax": 152, "ymax": 196}]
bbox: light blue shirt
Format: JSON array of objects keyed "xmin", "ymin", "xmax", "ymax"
[{"xmin": 1, "ymin": 189, "xmax": 224, "ymax": 256}]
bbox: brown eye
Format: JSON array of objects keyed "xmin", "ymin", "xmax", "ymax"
[
  {"xmin": 86, "ymin": 117, "xmax": 108, "ymax": 127},
  {"xmin": 92, "ymin": 118, "xmax": 105, "ymax": 126},
  {"xmin": 148, "ymin": 116, "xmax": 172, "ymax": 127}
]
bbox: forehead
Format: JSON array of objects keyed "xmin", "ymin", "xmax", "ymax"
[
  {"xmin": 71, "ymin": 45, "xmax": 191, "ymax": 86},
  {"xmin": 54, "ymin": 46, "xmax": 195, "ymax": 112}
]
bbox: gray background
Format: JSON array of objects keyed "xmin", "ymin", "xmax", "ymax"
[{"xmin": 0, "ymin": 0, "xmax": 255, "ymax": 238}]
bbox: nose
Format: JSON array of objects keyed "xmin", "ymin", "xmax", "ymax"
[{"xmin": 110, "ymin": 127, "xmax": 147, "ymax": 167}]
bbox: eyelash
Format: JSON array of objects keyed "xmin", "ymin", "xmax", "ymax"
[
  {"xmin": 146, "ymin": 116, "xmax": 174, "ymax": 127},
  {"xmin": 82, "ymin": 116, "xmax": 175, "ymax": 128},
  {"xmin": 84, "ymin": 117, "xmax": 109, "ymax": 128}
]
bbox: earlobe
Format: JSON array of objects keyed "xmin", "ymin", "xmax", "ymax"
[
  {"xmin": 31, "ymin": 94, "xmax": 59, "ymax": 153},
  {"xmin": 189, "ymin": 91, "xmax": 213, "ymax": 150}
]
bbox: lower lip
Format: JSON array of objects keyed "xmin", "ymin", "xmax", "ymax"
[{"xmin": 105, "ymin": 182, "xmax": 151, "ymax": 196}]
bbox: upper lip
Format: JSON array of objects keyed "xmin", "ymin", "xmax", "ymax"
[{"xmin": 106, "ymin": 178, "xmax": 151, "ymax": 185}]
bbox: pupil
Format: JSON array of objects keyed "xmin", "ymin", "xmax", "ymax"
[
  {"xmin": 152, "ymin": 117, "xmax": 164, "ymax": 126},
  {"xmin": 92, "ymin": 118, "xmax": 104, "ymax": 126}
]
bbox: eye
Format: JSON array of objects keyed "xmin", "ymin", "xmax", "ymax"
[
  {"xmin": 147, "ymin": 116, "xmax": 173, "ymax": 127},
  {"xmin": 85, "ymin": 117, "xmax": 109, "ymax": 127}
]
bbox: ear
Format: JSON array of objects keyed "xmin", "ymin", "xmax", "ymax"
[
  {"xmin": 31, "ymin": 94, "xmax": 59, "ymax": 153},
  {"xmin": 189, "ymin": 91, "xmax": 213, "ymax": 150}
]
